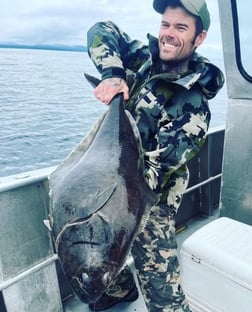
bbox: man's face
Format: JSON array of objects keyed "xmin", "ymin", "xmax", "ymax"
[{"xmin": 158, "ymin": 6, "xmax": 206, "ymax": 63}]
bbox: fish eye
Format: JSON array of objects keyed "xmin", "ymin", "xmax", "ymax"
[
  {"xmin": 102, "ymin": 272, "xmax": 110, "ymax": 284},
  {"xmin": 80, "ymin": 272, "xmax": 89, "ymax": 283}
]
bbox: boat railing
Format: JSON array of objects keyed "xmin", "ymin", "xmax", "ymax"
[
  {"xmin": 176, "ymin": 125, "xmax": 225, "ymax": 226},
  {"xmin": 0, "ymin": 125, "xmax": 225, "ymax": 311}
]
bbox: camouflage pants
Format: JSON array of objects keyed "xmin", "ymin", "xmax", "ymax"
[
  {"xmin": 132, "ymin": 204, "xmax": 190, "ymax": 312},
  {"xmin": 105, "ymin": 172, "xmax": 190, "ymax": 312}
]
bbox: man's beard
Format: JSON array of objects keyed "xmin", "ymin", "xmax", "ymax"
[{"xmin": 156, "ymin": 57, "xmax": 192, "ymax": 74}]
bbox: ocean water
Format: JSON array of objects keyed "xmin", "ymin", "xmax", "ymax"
[{"xmin": 0, "ymin": 48, "xmax": 227, "ymax": 178}]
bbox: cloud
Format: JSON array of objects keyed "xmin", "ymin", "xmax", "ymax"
[
  {"xmin": 0, "ymin": 0, "xmax": 222, "ymax": 56},
  {"xmin": 1, "ymin": 1, "xmax": 89, "ymax": 45}
]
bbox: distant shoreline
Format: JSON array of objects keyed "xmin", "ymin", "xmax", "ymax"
[{"xmin": 0, "ymin": 44, "xmax": 87, "ymax": 53}]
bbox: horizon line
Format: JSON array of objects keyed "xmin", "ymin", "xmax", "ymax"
[{"xmin": 0, "ymin": 43, "xmax": 87, "ymax": 53}]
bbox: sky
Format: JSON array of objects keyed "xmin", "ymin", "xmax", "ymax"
[{"xmin": 0, "ymin": 0, "xmax": 223, "ymax": 58}]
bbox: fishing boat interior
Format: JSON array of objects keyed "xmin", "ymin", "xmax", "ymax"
[{"xmin": 0, "ymin": 0, "xmax": 252, "ymax": 311}]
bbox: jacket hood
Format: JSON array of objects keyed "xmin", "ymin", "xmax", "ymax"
[
  {"xmin": 148, "ymin": 34, "xmax": 225, "ymax": 100},
  {"xmin": 190, "ymin": 53, "xmax": 225, "ymax": 99}
]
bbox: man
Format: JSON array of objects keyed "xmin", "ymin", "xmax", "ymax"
[{"xmin": 87, "ymin": 0, "xmax": 224, "ymax": 311}]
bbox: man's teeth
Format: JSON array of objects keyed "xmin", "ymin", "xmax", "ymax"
[{"xmin": 163, "ymin": 42, "xmax": 175, "ymax": 47}]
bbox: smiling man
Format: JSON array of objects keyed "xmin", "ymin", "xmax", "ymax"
[
  {"xmin": 87, "ymin": 0, "xmax": 224, "ymax": 311},
  {"xmin": 158, "ymin": 4, "xmax": 206, "ymax": 66}
]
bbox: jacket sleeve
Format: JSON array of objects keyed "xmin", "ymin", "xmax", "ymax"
[
  {"xmin": 136, "ymin": 87, "xmax": 211, "ymax": 196},
  {"xmin": 87, "ymin": 21, "xmax": 150, "ymax": 80}
]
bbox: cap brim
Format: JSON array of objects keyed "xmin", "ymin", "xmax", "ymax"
[{"xmin": 153, "ymin": 0, "xmax": 169, "ymax": 14}]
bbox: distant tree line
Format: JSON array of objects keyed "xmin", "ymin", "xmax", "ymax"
[{"xmin": 0, "ymin": 43, "xmax": 87, "ymax": 52}]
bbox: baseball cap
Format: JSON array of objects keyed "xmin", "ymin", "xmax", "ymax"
[{"xmin": 153, "ymin": 0, "xmax": 210, "ymax": 31}]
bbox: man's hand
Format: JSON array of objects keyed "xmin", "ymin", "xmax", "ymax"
[{"xmin": 94, "ymin": 78, "xmax": 129, "ymax": 105}]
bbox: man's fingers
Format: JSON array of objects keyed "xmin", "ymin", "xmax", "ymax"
[
  {"xmin": 94, "ymin": 78, "xmax": 129, "ymax": 104},
  {"xmin": 123, "ymin": 90, "xmax": 130, "ymax": 101}
]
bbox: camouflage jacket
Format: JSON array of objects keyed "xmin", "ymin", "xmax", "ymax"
[{"xmin": 87, "ymin": 21, "xmax": 224, "ymax": 200}]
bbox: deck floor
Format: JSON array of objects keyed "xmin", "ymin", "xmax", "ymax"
[{"xmin": 63, "ymin": 211, "xmax": 219, "ymax": 312}]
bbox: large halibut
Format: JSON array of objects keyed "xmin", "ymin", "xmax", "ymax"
[{"xmin": 48, "ymin": 93, "xmax": 157, "ymax": 303}]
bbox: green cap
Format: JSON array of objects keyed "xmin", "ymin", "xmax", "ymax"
[{"xmin": 153, "ymin": 0, "xmax": 210, "ymax": 31}]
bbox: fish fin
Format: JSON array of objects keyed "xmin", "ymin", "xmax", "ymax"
[
  {"xmin": 43, "ymin": 219, "xmax": 52, "ymax": 231},
  {"xmin": 124, "ymin": 110, "xmax": 144, "ymax": 163},
  {"xmin": 84, "ymin": 73, "xmax": 101, "ymax": 88},
  {"xmin": 49, "ymin": 111, "xmax": 107, "ymax": 188}
]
